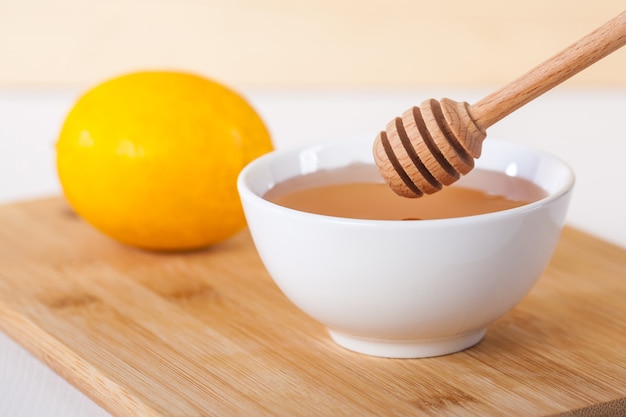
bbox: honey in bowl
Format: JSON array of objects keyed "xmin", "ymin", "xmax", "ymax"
[{"xmin": 263, "ymin": 163, "xmax": 547, "ymax": 220}]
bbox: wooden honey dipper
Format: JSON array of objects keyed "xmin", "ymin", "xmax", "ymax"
[{"xmin": 374, "ymin": 10, "xmax": 626, "ymax": 198}]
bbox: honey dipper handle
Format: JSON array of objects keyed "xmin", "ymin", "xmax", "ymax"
[{"xmin": 469, "ymin": 10, "xmax": 626, "ymax": 129}]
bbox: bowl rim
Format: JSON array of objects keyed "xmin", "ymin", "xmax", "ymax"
[{"xmin": 237, "ymin": 137, "xmax": 575, "ymax": 228}]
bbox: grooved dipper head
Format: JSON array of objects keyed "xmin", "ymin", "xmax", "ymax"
[{"xmin": 373, "ymin": 98, "xmax": 486, "ymax": 198}]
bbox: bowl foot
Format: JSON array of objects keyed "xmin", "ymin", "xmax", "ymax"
[{"xmin": 328, "ymin": 328, "xmax": 486, "ymax": 358}]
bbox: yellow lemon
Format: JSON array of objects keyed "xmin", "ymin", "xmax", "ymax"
[{"xmin": 56, "ymin": 71, "xmax": 273, "ymax": 251}]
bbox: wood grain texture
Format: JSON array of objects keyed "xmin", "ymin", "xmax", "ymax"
[
  {"xmin": 0, "ymin": 197, "xmax": 625, "ymax": 417},
  {"xmin": 470, "ymin": 10, "xmax": 626, "ymax": 128}
]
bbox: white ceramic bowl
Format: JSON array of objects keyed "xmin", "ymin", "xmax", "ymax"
[{"xmin": 237, "ymin": 138, "xmax": 575, "ymax": 358}]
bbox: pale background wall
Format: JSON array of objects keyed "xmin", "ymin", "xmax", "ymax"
[{"xmin": 1, "ymin": 0, "xmax": 624, "ymax": 90}]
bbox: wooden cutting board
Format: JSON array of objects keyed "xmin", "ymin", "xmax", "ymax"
[{"xmin": 0, "ymin": 197, "xmax": 625, "ymax": 417}]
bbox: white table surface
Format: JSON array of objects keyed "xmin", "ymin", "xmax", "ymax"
[{"xmin": 1, "ymin": 88, "xmax": 625, "ymax": 416}]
